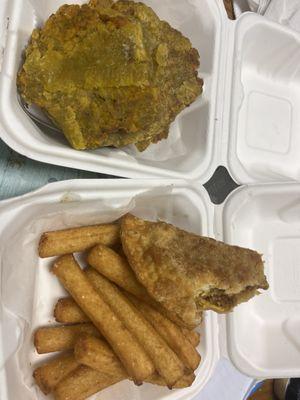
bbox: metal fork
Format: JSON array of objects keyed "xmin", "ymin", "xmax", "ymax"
[{"xmin": 17, "ymin": 93, "xmax": 61, "ymax": 134}]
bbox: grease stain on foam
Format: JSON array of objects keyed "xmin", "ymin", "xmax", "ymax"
[{"xmin": 60, "ymin": 192, "xmax": 82, "ymax": 203}]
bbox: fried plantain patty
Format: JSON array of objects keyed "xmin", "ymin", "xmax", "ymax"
[{"xmin": 17, "ymin": 0, "xmax": 203, "ymax": 151}]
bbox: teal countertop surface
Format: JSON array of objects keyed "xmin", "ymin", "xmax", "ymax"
[{"xmin": 0, "ymin": 138, "xmax": 114, "ymax": 201}]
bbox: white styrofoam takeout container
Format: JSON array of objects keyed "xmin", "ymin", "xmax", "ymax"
[
  {"xmin": 0, "ymin": 0, "xmax": 300, "ymax": 182},
  {"xmin": 0, "ymin": 179, "xmax": 300, "ymax": 400}
]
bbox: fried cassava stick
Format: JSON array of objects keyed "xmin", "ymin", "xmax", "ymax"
[
  {"xmin": 34, "ymin": 323, "xmax": 101, "ymax": 354},
  {"xmin": 33, "ymin": 353, "xmax": 79, "ymax": 394},
  {"xmin": 53, "ymin": 296, "xmax": 200, "ymax": 347},
  {"xmin": 39, "ymin": 224, "xmax": 120, "ymax": 257},
  {"xmin": 54, "ymin": 297, "xmax": 89, "ymax": 324},
  {"xmin": 54, "ymin": 365, "xmax": 122, "ymax": 400},
  {"xmin": 85, "ymin": 267, "xmax": 187, "ymax": 387},
  {"xmin": 74, "ymin": 334, "xmax": 196, "ymax": 388},
  {"xmin": 182, "ymin": 328, "xmax": 200, "ymax": 347},
  {"xmin": 127, "ymin": 294, "xmax": 201, "ymax": 371},
  {"xmin": 87, "ymin": 244, "xmax": 149, "ymax": 299},
  {"xmin": 52, "ymin": 255, "xmax": 154, "ymax": 383}
]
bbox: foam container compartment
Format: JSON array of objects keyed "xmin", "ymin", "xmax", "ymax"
[
  {"xmin": 0, "ymin": 179, "xmax": 300, "ymax": 400},
  {"xmin": 0, "ymin": 0, "xmax": 221, "ymax": 180},
  {"xmin": 227, "ymin": 15, "xmax": 300, "ymax": 183},
  {"xmin": 0, "ymin": 0, "xmax": 299, "ymax": 181}
]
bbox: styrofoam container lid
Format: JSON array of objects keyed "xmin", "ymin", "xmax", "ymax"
[
  {"xmin": 1, "ymin": 0, "xmax": 299, "ymax": 182},
  {"xmin": 220, "ymin": 183, "xmax": 300, "ymax": 378},
  {"xmin": 226, "ymin": 14, "xmax": 300, "ymax": 184},
  {"xmin": 0, "ymin": 179, "xmax": 299, "ymax": 400}
]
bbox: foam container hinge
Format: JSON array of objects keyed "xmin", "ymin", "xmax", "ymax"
[
  {"xmin": 1, "ymin": 0, "xmax": 299, "ymax": 182},
  {"xmin": 0, "ymin": 179, "xmax": 300, "ymax": 400}
]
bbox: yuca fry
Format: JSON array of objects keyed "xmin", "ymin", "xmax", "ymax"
[
  {"xmin": 54, "ymin": 297, "xmax": 89, "ymax": 323},
  {"xmin": 54, "ymin": 365, "xmax": 122, "ymax": 400},
  {"xmin": 39, "ymin": 223, "xmax": 120, "ymax": 258},
  {"xmin": 54, "ymin": 296, "xmax": 200, "ymax": 347},
  {"xmin": 85, "ymin": 267, "xmax": 187, "ymax": 387},
  {"xmin": 149, "ymin": 372, "xmax": 195, "ymax": 388},
  {"xmin": 87, "ymin": 244, "xmax": 196, "ymax": 328},
  {"xmin": 33, "ymin": 353, "xmax": 79, "ymax": 394},
  {"xmin": 182, "ymin": 328, "xmax": 200, "ymax": 347},
  {"xmin": 127, "ymin": 294, "xmax": 201, "ymax": 371},
  {"xmin": 34, "ymin": 323, "xmax": 101, "ymax": 354},
  {"xmin": 52, "ymin": 255, "xmax": 154, "ymax": 382},
  {"xmin": 74, "ymin": 334, "xmax": 196, "ymax": 388},
  {"xmin": 87, "ymin": 244, "xmax": 149, "ymax": 300},
  {"xmin": 74, "ymin": 334, "xmax": 126, "ymax": 379}
]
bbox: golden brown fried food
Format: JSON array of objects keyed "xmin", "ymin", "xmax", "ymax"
[
  {"xmin": 85, "ymin": 267, "xmax": 187, "ymax": 387},
  {"xmin": 17, "ymin": 0, "xmax": 203, "ymax": 151},
  {"xmin": 182, "ymin": 328, "xmax": 200, "ymax": 347},
  {"xmin": 54, "ymin": 296, "xmax": 200, "ymax": 347},
  {"xmin": 127, "ymin": 294, "xmax": 201, "ymax": 371},
  {"xmin": 54, "ymin": 365, "xmax": 122, "ymax": 400},
  {"xmin": 87, "ymin": 244, "xmax": 202, "ymax": 328},
  {"xmin": 34, "ymin": 323, "xmax": 101, "ymax": 354},
  {"xmin": 52, "ymin": 254, "xmax": 155, "ymax": 383},
  {"xmin": 121, "ymin": 214, "xmax": 269, "ymax": 327},
  {"xmin": 53, "ymin": 296, "xmax": 200, "ymax": 347},
  {"xmin": 33, "ymin": 353, "xmax": 79, "ymax": 394},
  {"xmin": 74, "ymin": 334, "xmax": 195, "ymax": 388},
  {"xmin": 87, "ymin": 244, "xmax": 153, "ymax": 302},
  {"xmin": 38, "ymin": 223, "xmax": 120, "ymax": 258},
  {"xmin": 74, "ymin": 334, "xmax": 126, "ymax": 379},
  {"xmin": 148, "ymin": 372, "xmax": 195, "ymax": 389},
  {"xmin": 54, "ymin": 297, "xmax": 89, "ymax": 323}
]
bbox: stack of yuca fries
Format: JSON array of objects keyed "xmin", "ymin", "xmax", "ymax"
[{"xmin": 34, "ymin": 221, "xmax": 201, "ymax": 400}]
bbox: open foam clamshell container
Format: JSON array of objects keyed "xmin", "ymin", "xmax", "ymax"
[
  {"xmin": 0, "ymin": 0, "xmax": 299, "ymax": 182},
  {"xmin": 0, "ymin": 179, "xmax": 300, "ymax": 400}
]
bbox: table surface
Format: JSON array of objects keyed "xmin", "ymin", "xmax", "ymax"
[{"xmin": 0, "ymin": 138, "xmax": 113, "ymax": 201}]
